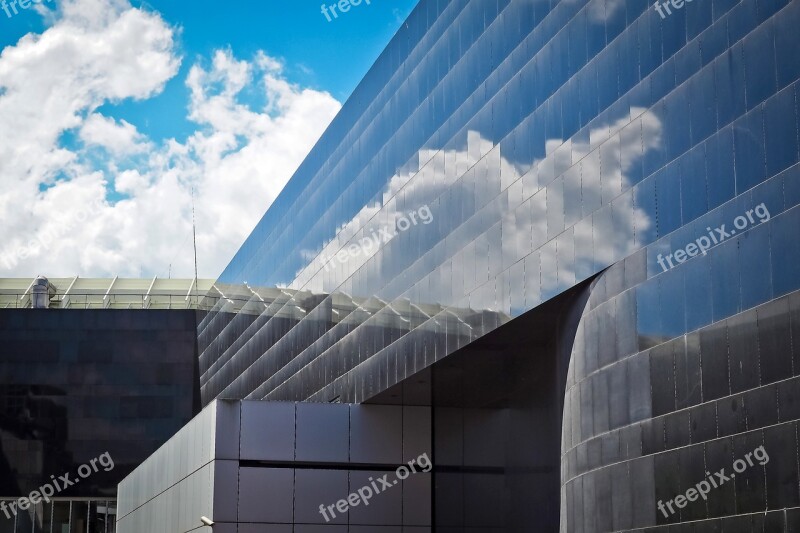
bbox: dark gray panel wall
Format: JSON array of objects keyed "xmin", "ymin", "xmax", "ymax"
[
  {"xmin": 0, "ymin": 308, "xmax": 199, "ymax": 500},
  {"xmin": 117, "ymin": 400, "xmax": 432, "ymax": 533}
]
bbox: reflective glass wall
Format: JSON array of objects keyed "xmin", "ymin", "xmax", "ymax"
[{"xmin": 199, "ymin": 0, "xmax": 800, "ymax": 403}]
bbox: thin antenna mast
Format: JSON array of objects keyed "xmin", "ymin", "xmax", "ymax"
[{"xmin": 191, "ymin": 187, "xmax": 199, "ymax": 306}]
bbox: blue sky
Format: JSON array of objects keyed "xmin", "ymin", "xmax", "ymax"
[
  {"xmin": 0, "ymin": 0, "xmax": 418, "ymax": 278},
  {"xmin": 117, "ymin": 0, "xmax": 417, "ymax": 142},
  {"xmin": 0, "ymin": 0, "xmax": 418, "ymax": 142}
]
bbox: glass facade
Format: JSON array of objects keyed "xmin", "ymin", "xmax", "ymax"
[
  {"xmin": 196, "ymin": 0, "xmax": 800, "ymax": 530},
  {"xmin": 0, "ymin": 308, "xmax": 199, "ymax": 531}
]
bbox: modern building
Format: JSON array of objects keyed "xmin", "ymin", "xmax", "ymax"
[
  {"xmin": 0, "ymin": 277, "xmax": 212, "ymax": 533},
  {"xmin": 118, "ymin": 0, "xmax": 800, "ymax": 531}
]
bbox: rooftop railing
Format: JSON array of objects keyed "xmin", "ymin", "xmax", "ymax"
[{"xmin": 0, "ymin": 277, "xmax": 214, "ymax": 309}]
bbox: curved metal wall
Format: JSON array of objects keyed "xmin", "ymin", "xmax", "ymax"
[{"xmin": 563, "ymin": 259, "xmax": 800, "ymax": 530}]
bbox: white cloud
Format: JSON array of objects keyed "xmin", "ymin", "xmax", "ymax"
[
  {"xmin": 80, "ymin": 114, "xmax": 149, "ymax": 155},
  {"xmin": 0, "ymin": 0, "xmax": 341, "ymax": 279}
]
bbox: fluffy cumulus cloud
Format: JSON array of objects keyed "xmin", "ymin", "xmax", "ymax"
[
  {"xmin": 0, "ymin": 0, "xmax": 341, "ymax": 278},
  {"xmin": 79, "ymin": 114, "xmax": 150, "ymax": 155}
]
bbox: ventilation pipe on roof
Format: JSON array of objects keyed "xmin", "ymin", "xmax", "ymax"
[{"xmin": 31, "ymin": 275, "xmax": 52, "ymax": 309}]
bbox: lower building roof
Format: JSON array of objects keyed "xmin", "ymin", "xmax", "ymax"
[{"xmin": 0, "ymin": 276, "xmax": 215, "ymax": 309}]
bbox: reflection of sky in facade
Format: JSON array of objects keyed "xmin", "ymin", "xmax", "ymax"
[
  {"xmin": 204, "ymin": 101, "xmax": 664, "ymax": 349},
  {"xmin": 199, "ymin": 0, "xmax": 666, "ymax": 402},
  {"xmin": 293, "ymin": 110, "xmax": 662, "ymax": 310},
  {"xmin": 213, "ymin": 0, "xmax": 676, "ymax": 323},
  {"xmin": 200, "ymin": 0, "xmax": 800, "ymax": 404}
]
